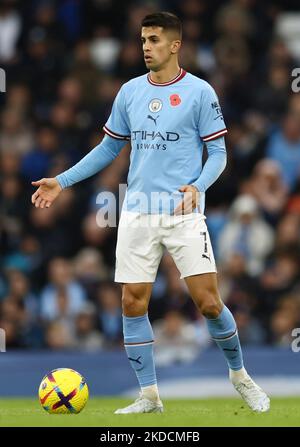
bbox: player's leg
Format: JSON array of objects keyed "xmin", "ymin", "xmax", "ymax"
[
  {"xmin": 185, "ymin": 273, "xmax": 270, "ymax": 412},
  {"xmin": 163, "ymin": 213, "xmax": 270, "ymax": 412},
  {"xmin": 114, "ymin": 282, "xmax": 163, "ymax": 414},
  {"xmin": 185, "ymin": 272, "xmax": 244, "ymax": 370},
  {"xmin": 114, "ymin": 212, "xmax": 163, "ymax": 414}
]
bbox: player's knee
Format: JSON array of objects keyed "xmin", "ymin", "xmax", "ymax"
[
  {"xmin": 122, "ymin": 295, "xmax": 140, "ymax": 315},
  {"xmin": 122, "ymin": 284, "xmax": 149, "ymax": 316},
  {"xmin": 198, "ymin": 292, "xmax": 223, "ymax": 319}
]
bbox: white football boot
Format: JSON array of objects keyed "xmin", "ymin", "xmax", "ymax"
[
  {"xmin": 230, "ymin": 368, "xmax": 270, "ymax": 412},
  {"xmin": 114, "ymin": 393, "xmax": 164, "ymax": 414}
]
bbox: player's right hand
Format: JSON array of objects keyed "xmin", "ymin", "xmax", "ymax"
[{"xmin": 31, "ymin": 177, "xmax": 62, "ymax": 208}]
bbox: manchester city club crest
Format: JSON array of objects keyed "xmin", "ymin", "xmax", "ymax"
[{"xmin": 149, "ymin": 98, "xmax": 163, "ymax": 113}]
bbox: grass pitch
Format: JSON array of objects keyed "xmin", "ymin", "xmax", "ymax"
[{"xmin": 0, "ymin": 397, "xmax": 299, "ymax": 427}]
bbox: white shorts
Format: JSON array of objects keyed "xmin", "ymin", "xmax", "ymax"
[{"xmin": 115, "ymin": 211, "xmax": 216, "ymax": 283}]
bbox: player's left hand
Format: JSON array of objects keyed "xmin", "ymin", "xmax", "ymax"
[{"xmin": 173, "ymin": 185, "xmax": 200, "ymax": 215}]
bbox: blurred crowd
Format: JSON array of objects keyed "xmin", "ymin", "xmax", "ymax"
[{"xmin": 1, "ymin": 0, "xmax": 300, "ymax": 358}]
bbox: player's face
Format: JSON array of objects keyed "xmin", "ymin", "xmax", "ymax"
[{"xmin": 141, "ymin": 26, "xmax": 180, "ymax": 71}]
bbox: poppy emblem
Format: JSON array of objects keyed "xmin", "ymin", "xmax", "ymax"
[{"xmin": 170, "ymin": 94, "xmax": 181, "ymax": 106}]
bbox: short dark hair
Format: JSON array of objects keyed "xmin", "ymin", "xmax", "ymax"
[{"xmin": 141, "ymin": 12, "xmax": 182, "ymax": 38}]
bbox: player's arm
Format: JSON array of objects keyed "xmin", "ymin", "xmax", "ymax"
[
  {"xmin": 191, "ymin": 136, "xmax": 227, "ymax": 193},
  {"xmin": 56, "ymin": 135, "xmax": 126, "ymax": 188},
  {"xmin": 174, "ymin": 83, "xmax": 227, "ymax": 215},
  {"xmin": 174, "ymin": 137, "xmax": 227, "ymax": 215},
  {"xmin": 31, "ymin": 135, "xmax": 126, "ymax": 208},
  {"xmin": 193, "ymin": 82, "xmax": 227, "ymax": 193}
]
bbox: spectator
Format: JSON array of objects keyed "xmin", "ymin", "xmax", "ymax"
[
  {"xmin": 0, "ymin": 108, "xmax": 35, "ymax": 156},
  {"xmin": 266, "ymin": 113, "xmax": 300, "ymax": 191},
  {"xmin": 73, "ymin": 248, "xmax": 109, "ymax": 300},
  {"xmin": 96, "ymin": 282, "xmax": 122, "ymax": 346},
  {"xmin": 0, "ymin": 0, "xmax": 22, "ymax": 64},
  {"xmin": 218, "ymin": 195, "xmax": 274, "ymax": 275},
  {"xmin": 275, "ymin": 213, "xmax": 300, "ymax": 250},
  {"xmin": 233, "ymin": 308, "xmax": 266, "ymax": 345},
  {"xmin": 45, "ymin": 320, "xmax": 74, "ymax": 350},
  {"xmin": 153, "ymin": 310, "xmax": 203, "ymax": 366},
  {"xmin": 40, "ymin": 257, "xmax": 87, "ymax": 324},
  {"xmin": 243, "ymin": 159, "xmax": 288, "ymax": 222},
  {"xmin": 258, "ymin": 246, "xmax": 300, "ymax": 319},
  {"xmin": 74, "ymin": 303, "xmax": 104, "ymax": 351},
  {"xmin": 21, "ymin": 125, "xmax": 59, "ymax": 181}
]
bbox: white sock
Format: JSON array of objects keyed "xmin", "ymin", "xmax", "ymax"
[
  {"xmin": 141, "ymin": 384, "xmax": 160, "ymax": 402},
  {"xmin": 229, "ymin": 367, "xmax": 248, "ymax": 383}
]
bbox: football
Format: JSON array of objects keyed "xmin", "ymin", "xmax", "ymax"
[{"xmin": 38, "ymin": 368, "xmax": 89, "ymax": 414}]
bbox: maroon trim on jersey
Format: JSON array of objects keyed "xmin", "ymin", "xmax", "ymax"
[
  {"xmin": 103, "ymin": 125, "xmax": 130, "ymax": 141},
  {"xmin": 202, "ymin": 128, "xmax": 227, "ymax": 142},
  {"xmin": 147, "ymin": 68, "xmax": 187, "ymax": 86}
]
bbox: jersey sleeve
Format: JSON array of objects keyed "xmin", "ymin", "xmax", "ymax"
[
  {"xmin": 103, "ymin": 86, "xmax": 131, "ymax": 141},
  {"xmin": 198, "ymin": 83, "xmax": 227, "ymax": 142}
]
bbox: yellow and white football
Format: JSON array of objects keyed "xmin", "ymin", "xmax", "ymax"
[{"xmin": 38, "ymin": 368, "xmax": 89, "ymax": 414}]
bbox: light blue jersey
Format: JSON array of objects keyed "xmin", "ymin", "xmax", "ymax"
[
  {"xmin": 104, "ymin": 69, "xmax": 227, "ymax": 213},
  {"xmin": 56, "ymin": 68, "xmax": 227, "ymax": 215}
]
